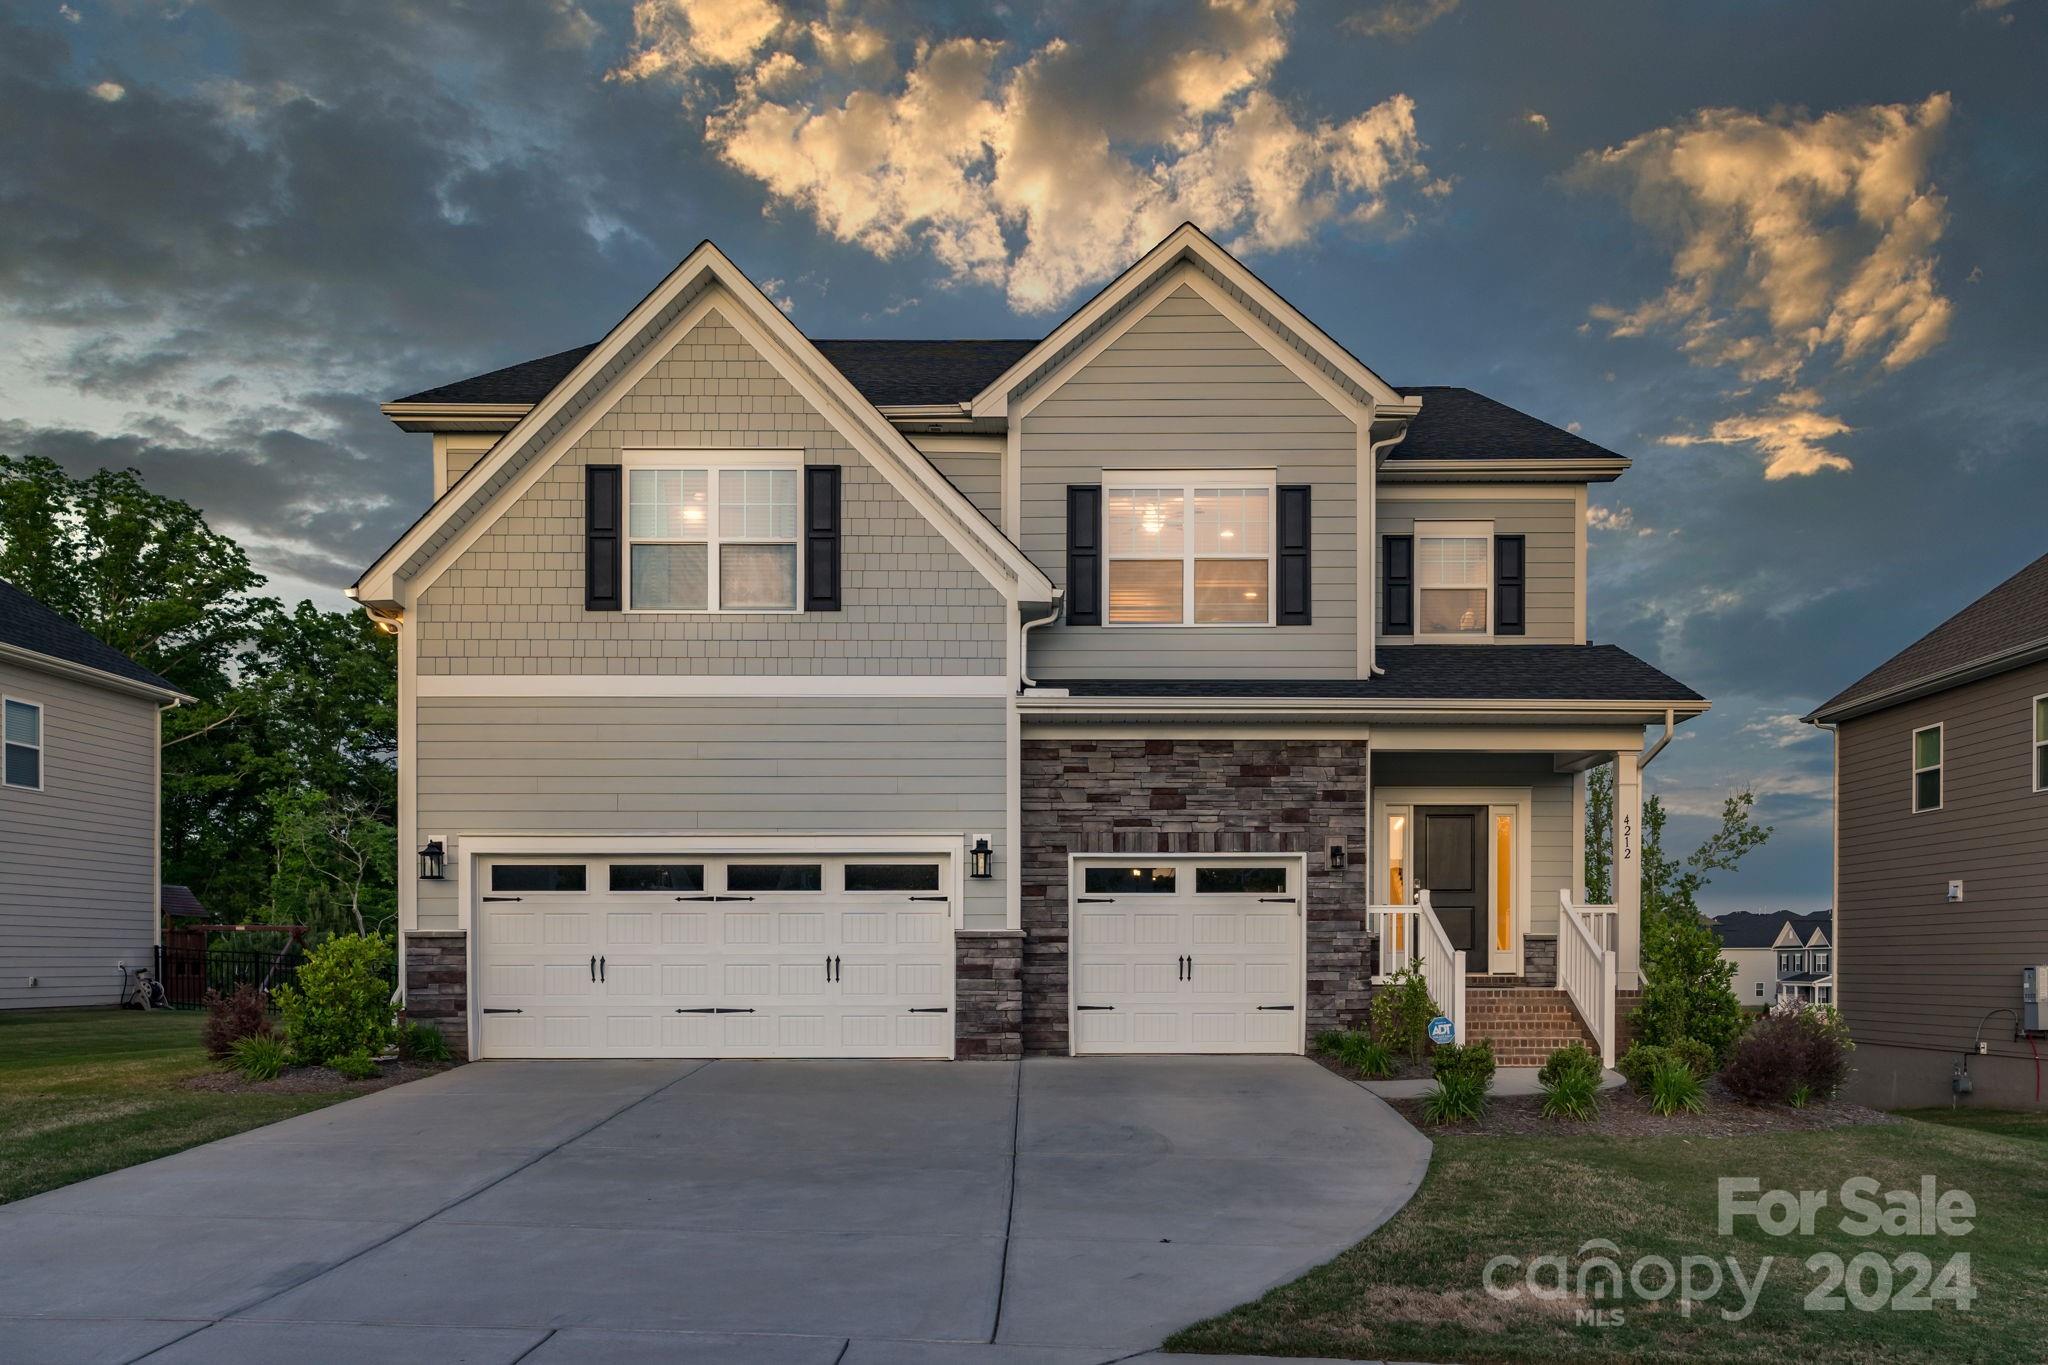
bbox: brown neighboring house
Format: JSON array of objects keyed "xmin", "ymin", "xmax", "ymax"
[{"xmin": 1808, "ymin": 550, "xmax": 2048, "ymax": 1108}]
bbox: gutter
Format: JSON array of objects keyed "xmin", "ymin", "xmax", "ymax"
[
  {"xmin": 1017, "ymin": 692, "xmax": 1708, "ymax": 722},
  {"xmin": 1365, "ymin": 423, "xmax": 1409, "ymax": 678},
  {"xmin": 1637, "ymin": 707, "xmax": 1676, "ymax": 769},
  {"xmin": 1018, "ymin": 594, "xmax": 1064, "ymax": 689}
]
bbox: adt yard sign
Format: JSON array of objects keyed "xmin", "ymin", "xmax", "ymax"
[{"xmin": 1428, "ymin": 1015, "xmax": 1455, "ymax": 1046}]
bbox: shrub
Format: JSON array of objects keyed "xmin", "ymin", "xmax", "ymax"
[
  {"xmin": 1617, "ymin": 1041, "xmax": 1671, "ymax": 1093},
  {"xmin": 229, "ymin": 1033, "xmax": 290, "ymax": 1082},
  {"xmin": 395, "ymin": 1019, "xmax": 452, "ymax": 1063},
  {"xmin": 1421, "ymin": 1072, "xmax": 1489, "ymax": 1125},
  {"xmin": 1431, "ymin": 1039, "xmax": 1496, "ymax": 1089},
  {"xmin": 329, "ymin": 1049, "xmax": 379, "ymax": 1080},
  {"xmin": 1313, "ymin": 1030, "xmax": 1345, "ymax": 1056},
  {"xmin": 275, "ymin": 934, "xmax": 393, "ymax": 1066},
  {"xmin": 1337, "ymin": 1033, "xmax": 1394, "ymax": 1079},
  {"xmin": 201, "ymin": 984, "xmax": 272, "ymax": 1060},
  {"xmin": 1719, "ymin": 1000, "xmax": 1854, "ymax": 1106},
  {"xmin": 1370, "ymin": 962, "xmax": 1438, "ymax": 1064},
  {"xmin": 1668, "ymin": 1037, "xmax": 1716, "ymax": 1081},
  {"xmin": 1647, "ymin": 1058, "xmax": 1706, "ymax": 1116},
  {"xmin": 1540, "ymin": 1065, "xmax": 1602, "ymax": 1122},
  {"xmin": 1633, "ymin": 909, "xmax": 1747, "ymax": 1062},
  {"xmin": 1538, "ymin": 1042, "xmax": 1602, "ymax": 1089}
]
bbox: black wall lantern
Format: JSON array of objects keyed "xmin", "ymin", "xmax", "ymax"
[
  {"xmin": 969, "ymin": 836, "xmax": 994, "ymax": 880},
  {"xmin": 417, "ymin": 838, "xmax": 446, "ymax": 881}
]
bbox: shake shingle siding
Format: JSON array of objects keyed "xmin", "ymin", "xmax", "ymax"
[
  {"xmin": 0, "ymin": 659, "xmax": 159, "ymax": 1008},
  {"xmin": 414, "ymin": 310, "xmax": 1008, "ymax": 676}
]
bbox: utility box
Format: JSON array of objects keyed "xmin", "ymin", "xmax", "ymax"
[{"xmin": 2025, "ymin": 967, "xmax": 2048, "ymax": 1035}]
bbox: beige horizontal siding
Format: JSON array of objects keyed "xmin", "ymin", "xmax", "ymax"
[
  {"xmin": 415, "ymin": 309, "xmax": 1007, "ymax": 678},
  {"xmin": 1020, "ymin": 284, "xmax": 1358, "ymax": 680},
  {"xmin": 415, "ymin": 695, "xmax": 1009, "ymax": 931},
  {"xmin": 1835, "ymin": 658, "xmax": 2048, "ymax": 1061},
  {"xmin": 0, "ymin": 659, "xmax": 159, "ymax": 1009},
  {"xmin": 1377, "ymin": 497, "xmax": 1579, "ymax": 645}
]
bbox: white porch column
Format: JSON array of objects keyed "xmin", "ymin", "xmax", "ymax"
[{"xmin": 1613, "ymin": 753, "xmax": 1642, "ymax": 990}]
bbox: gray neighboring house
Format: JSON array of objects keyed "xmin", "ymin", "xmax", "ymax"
[
  {"xmin": 0, "ymin": 579, "xmax": 190, "ymax": 1009},
  {"xmin": 1711, "ymin": 910, "xmax": 1832, "ymax": 1008},
  {"xmin": 354, "ymin": 225, "xmax": 1707, "ymax": 1064},
  {"xmin": 1809, "ymin": 549, "xmax": 2048, "ymax": 1108}
]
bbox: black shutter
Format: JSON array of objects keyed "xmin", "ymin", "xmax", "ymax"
[
  {"xmin": 1382, "ymin": 534, "xmax": 1413, "ymax": 636},
  {"xmin": 1276, "ymin": 484, "xmax": 1311, "ymax": 625},
  {"xmin": 1494, "ymin": 533, "xmax": 1525, "ymax": 636},
  {"xmin": 585, "ymin": 464, "xmax": 622, "ymax": 611},
  {"xmin": 1066, "ymin": 485, "xmax": 1103, "ymax": 625},
  {"xmin": 804, "ymin": 465, "xmax": 842, "ymax": 611}
]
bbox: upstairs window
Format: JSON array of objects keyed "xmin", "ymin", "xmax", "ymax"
[
  {"xmin": 1103, "ymin": 477, "xmax": 1272, "ymax": 625},
  {"xmin": 1912, "ymin": 724, "xmax": 1942, "ymax": 812},
  {"xmin": 2034, "ymin": 695, "xmax": 2047, "ymax": 793},
  {"xmin": 626, "ymin": 459, "xmax": 799, "ymax": 612},
  {"xmin": 3, "ymin": 698, "xmax": 41, "ymax": 790},
  {"xmin": 1414, "ymin": 521, "xmax": 1492, "ymax": 638},
  {"xmin": 1813, "ymin": 950, "xmax": 1830, "ymax": 974},
  {"xmin": 1779, "ymin": 950, "xmax": 1801, "ymax": 975}
]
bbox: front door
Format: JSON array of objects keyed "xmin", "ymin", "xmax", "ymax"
[{"xmin": 1415, "ymin": 807, "xmax": 1488, "ymax": 973}]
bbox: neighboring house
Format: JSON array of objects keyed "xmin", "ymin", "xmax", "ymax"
[
  {"xmin": 354, "ymin": 225, "xmax": 1707, "ymax": 1065},
  {"xmin": 0, "ymin": 579, "xmax": 190, "ymax": 1009},
  {"xmin": 1712, "ymin": 910, "xmax": 1832, "ymax": 1007},
  {"xmin": 1809, "ymin": 550, "xmax": 2048, "ymax": 1108}
]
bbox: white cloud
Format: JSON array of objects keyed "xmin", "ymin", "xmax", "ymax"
[
  {"xmin": 1586, "ymin": 504, "xmax": 1634, "ymax": 531},
  {"xmin": 88, "ymin": 80, "xmax": 126, "ymax": 102},
  {"xmin": 1659, "ymin": 388, "xmax": 1854, "ymax": 480},
  {"xmin": 1343, "ymin": 0, "xmax": 1461, "ymax": 39},
  {"xmin": 1578, "ymin": 95, "xmax": 1953, "ymax": 476},
  {"xmin": 615, "ymin": 0, "xmax": 1443, "ymax": 313},
  {"xmin": 58, "ymin": 4, "xmax": 81, "ymax": 22},
  {"xmin": 1741, "ymin": 713, "xmax": 1824, "ymax": 748},
  {"xmin": 757, "ymin": 276, "xmax": 794, "ymax": 312},
  {"xmin": 1523, "ymin": 110, "xmax": 1550, "ymax": 134}
]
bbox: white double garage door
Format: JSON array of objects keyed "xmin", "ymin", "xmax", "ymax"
[{"xmin": 475, "ymin": 854, "xmax": 956, "ymax": 1059}]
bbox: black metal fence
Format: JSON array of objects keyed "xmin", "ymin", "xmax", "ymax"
[{"xmin": 155, "ymin": 943, "xmax": 307, "ymax": 1009}]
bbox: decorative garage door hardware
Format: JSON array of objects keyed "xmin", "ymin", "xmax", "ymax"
[
  {"xmin": 1257, "ymin": 1005, "xmax": 1296, "ymax": 1011},
  {"xmin": 825, "ymin": 956, "xmax": 840, "ymax": 982},
  {"xmin": 907, "ymin": 895, "xmax": 950, "ymax": 902},
  {"xmin": 482, "ymin": 895, "xmax": 522, "ymax": 902},
  {"xmin": 676, "ymin": 894, "xmax": 754, "ymax": 902},
  {"xmin": 1260, "ymin": 897, "xmax": 1297, "ymax": 904},
  {"xmin": 483, "ymin": 1008, "xmax": 523, "ymax": 1014},
  {"xmin": 907, "ymin": 1008, "xmax": 949, "ymax": 1014},
  {"xmin": 588, "ymin": 956, "xmax": 606, "ymax": 983},
  {"xmin": 1076, "ymin": 897, "xmax": 1111, "ymax": 903},
  {"xmin": 675, "ymin": 1007, "xmax": 756, "ymax": 1014},
  {"xmin": 1077, "ymin": 1004, "xmax": 1115, "ymax": 1011}
]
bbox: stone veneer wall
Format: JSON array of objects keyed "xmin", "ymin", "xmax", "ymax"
[
  {"xmin": 1522, "ymin": 935, "xmax": 1557, "ymax": 989},
  {"xmin": 1020, "ymin": 738, "xmax": 1370, "ymax": 1055},
  {"xmin": 404, "ymin": 931, "xmax": 469, "ymax": 1060},
  {"xmin": 955, "ymin": 930, "xmax": 1025, "ymax": 1060}
]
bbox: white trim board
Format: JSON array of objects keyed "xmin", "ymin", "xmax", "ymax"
[{"xmin": 415, "ymin": 673, "xmax": 1011, "ymax": 698}]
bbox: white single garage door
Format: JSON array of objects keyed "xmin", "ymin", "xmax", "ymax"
[
  {"xmin": 1069, "ymin": 856, "xmax": 1305, "ymax": 1055},
  {"xmin": 475, "ymin": 855, "xmax": 954, "ymax": 1059}
]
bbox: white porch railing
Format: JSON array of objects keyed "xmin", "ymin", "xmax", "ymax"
[
  {"xmin": 1367, "ymin": 891, "xmax": 1465, "ymax": 1044},
  {"xmin": 1558, "ymin": 890, "xmax": 1618, "ymax": 1067}
]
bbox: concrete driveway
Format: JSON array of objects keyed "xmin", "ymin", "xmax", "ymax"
[{"xmin": 0, "ymin": 1056, "xmax": 1428, "ymax": 1364}]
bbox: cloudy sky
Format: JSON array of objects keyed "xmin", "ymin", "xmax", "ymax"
[{"xmin": 5, "ymin": 0, "xmax": 2044, "ymax": 913}]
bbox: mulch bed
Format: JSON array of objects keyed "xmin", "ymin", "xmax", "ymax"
[
  {"xmin": 1313, "ymin": 1052, "xmax": 1433, "ymax": 1084},
  {"xmin": 184, "ymin": 1059, "xmax": 454, "ymax": 1096},
  {"xmin": 1389, "ymin": 1080, "xmax": 1899, "ymax": 1139}
]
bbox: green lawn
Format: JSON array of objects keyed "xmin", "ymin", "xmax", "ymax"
[
  {"xmin": 0, "ymin": 1008, "xmax": 356, "ymax": 1205},
  {"xmin": 1169, "ymin": 1114, "xmax": 2048, "ymax": 1363}
]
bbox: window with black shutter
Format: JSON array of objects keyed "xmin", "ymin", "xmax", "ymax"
[
  {"xmin": 1276, "ymin": 484, "xmax": 1311, "ymax": 625},
  {"xmin": 1066, "ymin": 485, "xmax": 1103, "ymax": 625},
  {"xmin": 804, "ymin": 465, "xmax": 842, "ymax": 611},
  {"xmin": 1382, "ymin": 534, "xmax": 1413, "ymax": 636},
  {"xmin": 1494, "ymin": 533, "xmax": 1525, "ymax": 636},
  {"xmin": 585, "ymin": 464, "xmax": 622, "ymax": 611}
]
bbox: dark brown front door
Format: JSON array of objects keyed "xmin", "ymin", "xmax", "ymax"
[{"xmin": 1415, "ymin": 806, "xmax": 1488, "ymax": 973}]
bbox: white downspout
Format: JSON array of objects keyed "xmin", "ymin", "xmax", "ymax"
[
  {"xmin": 1366, "ymin": 425, "xmax": 1408, "ymax": 677},
  {"xmin": 1018, "ymin": 593, "xmax": 1064, "ymax": 690},
  {"xmin": 1637, "ymin": 707, "xmax": 1677, "ymax": 769}
]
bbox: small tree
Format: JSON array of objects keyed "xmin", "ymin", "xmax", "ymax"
[
  {"xmin": 268, "ymin": 788, "xmax": 396, "ymax": 938},
  {"xmin": 1586, "ymin": 766, "xmax": 1770, "ymax": 1059}
]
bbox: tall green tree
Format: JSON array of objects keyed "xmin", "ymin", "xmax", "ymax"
[
  {"xmin": 0, "ymin": 455, "xmax": 396, "ymax": 927},
  {"xmin": 1585, "ymin": 765, "xmax": 1773, "ymax": 1057}
]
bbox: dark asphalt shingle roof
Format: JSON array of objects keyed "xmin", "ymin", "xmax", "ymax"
[
  {"xmin": 0, "ymin": 578, "xmax": 182, "ymax": 695},
  {"xmin": 1813, "ymin": 551, "xmax": 2048, "ymax": 719},
  {"xmin": 393, "ymin": 346, "xmax": 1621, "ymax": 463},
  {"xmin": 162, "ymin": 885, "xmax": 207, "ymax": 919},
  {"xmin": 1038, "ymin": 645, "xmax": 1702, "ymax": 703},
  {"xmin": 1711, "ymin": 910, "xmax": 1831, "ymax": 949},
  {"xmin": 1778, "ymin": 970, "xmax": 1832, "ymax": 984}
]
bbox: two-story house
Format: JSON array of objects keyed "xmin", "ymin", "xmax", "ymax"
[
  {"xmin": 354, "ymin": 226, "xmax": 1706, "ymax": 1065},
  {"xmin": 1808, "ymin": 549, "xmax": 2048, "ymax": 1108},
  {"xmin": 1711, "ymin": 910, "xmax": 1832, "ymax": 1008}
]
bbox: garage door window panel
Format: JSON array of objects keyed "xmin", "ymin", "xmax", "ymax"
[
  {"xmin": 726, "ymin": 863, "xmax": 824, "ymax": 893},
  {"xmin": 490, "ymin": 863, "xmax": 588, "ymax": 893},
  {"xmin": 1083, "ymin": 866, "xmax": 1178, "ymax": 895},
  {"xmin": 843, "ymin": 863, "xmax": 943, "ymax": 892},
  {"xmin": 609, "ymin": 863, "xmax": 705, "ymax": 892}
]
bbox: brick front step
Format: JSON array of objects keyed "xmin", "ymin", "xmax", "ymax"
[{"xmin": 1462, "ymin": 986, "xmax": 1600, "ymax": 1062}]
